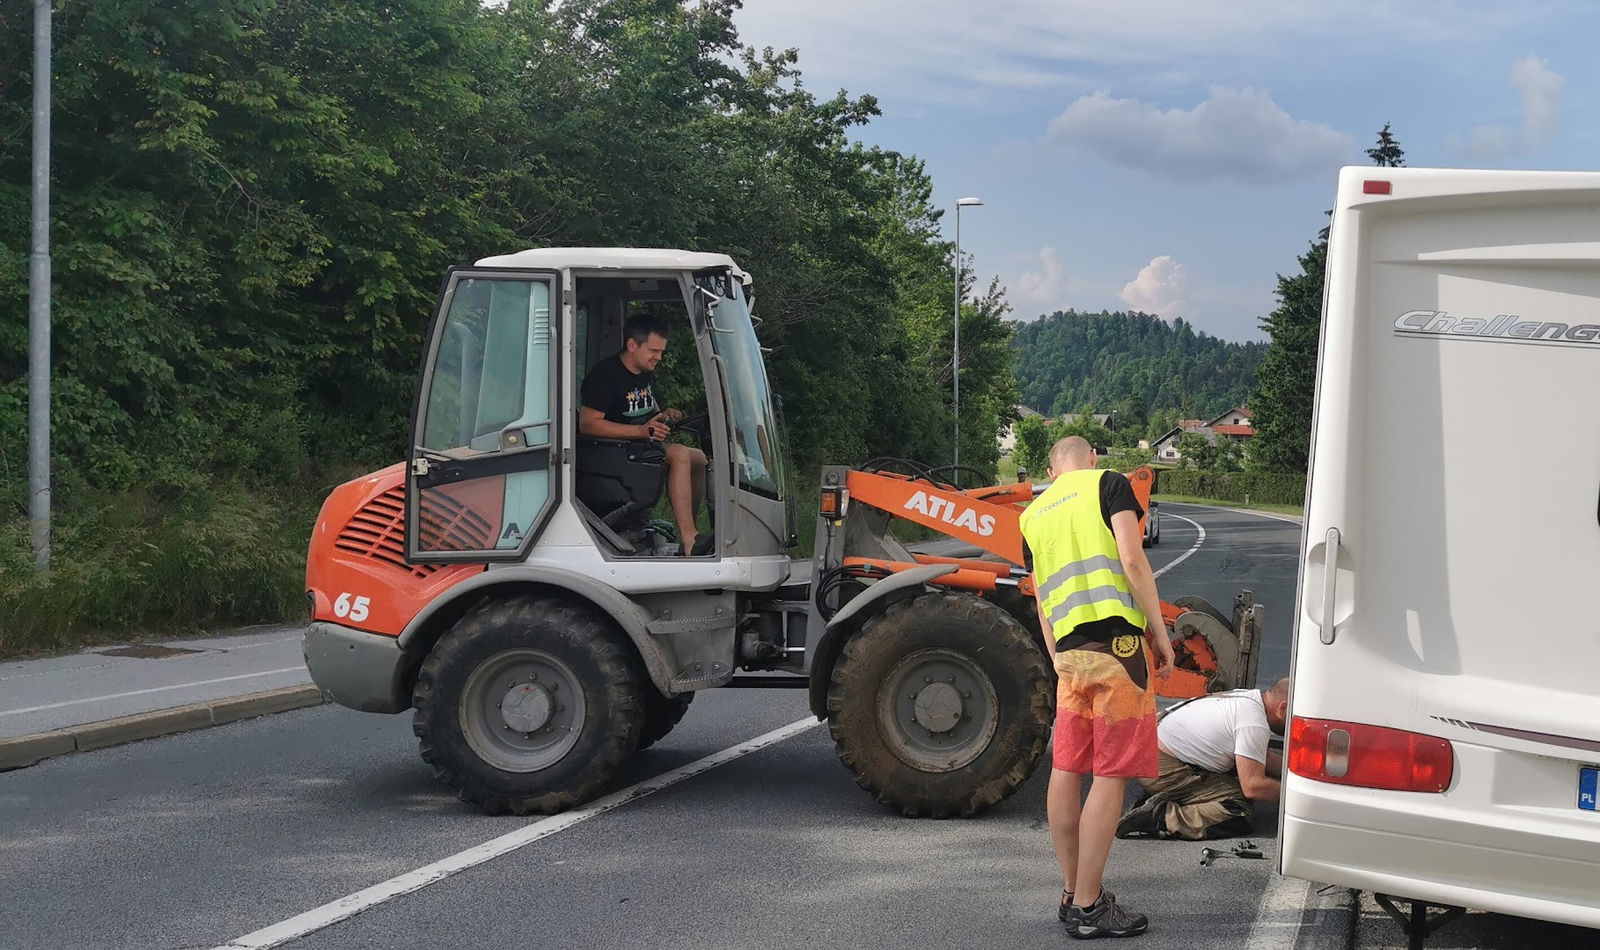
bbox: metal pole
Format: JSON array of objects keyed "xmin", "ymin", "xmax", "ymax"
[
  {"xmin": 952, "ymin": 205, "xmax": 961, "ymax": 480},
  {"xmin": 29, "ymin": 0, "xmax": 52, "ymax": 572}
]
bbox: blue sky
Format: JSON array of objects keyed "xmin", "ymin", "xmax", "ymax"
[{"xmin": 734, "ymin": 1, "xmax": 1599, "ymax": 342}]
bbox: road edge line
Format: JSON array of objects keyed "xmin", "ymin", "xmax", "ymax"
[
  {"xmin": 211, "ymin": 716, "xmax": 824, "ymax": 950},
  {"xmin": 0, "ymin": 684, "xmax": 326, "ymax": 771},
  {"xmin": 1153, "ymin": 512, "xmax": 1207, "ymax": 579},
  {"xmin": 1246, "ymin": 871, "xmax": 1357, "ymax": 950}
]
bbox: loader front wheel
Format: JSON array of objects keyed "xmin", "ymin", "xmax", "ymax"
[
  {"xmin": 827, "ymin": 592, "xmax": 1053, "ymax": 817},
  {"xmin": 412, "ymin": 595, "xmax": 643, "ymax": 815}
]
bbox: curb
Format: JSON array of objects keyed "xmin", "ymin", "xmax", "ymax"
[
  {"xmin": 1301, "ymin": 883, "xmax": 1359, "ymax": 950},
  {"xmin": 0, "ymin": 684, "xmax": 326, "ymax": 772}
]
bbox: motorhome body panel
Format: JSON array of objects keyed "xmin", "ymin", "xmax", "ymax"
[{"xmin": 1283, "ymin": 167, "xmax": 1600, "ymax": 928}]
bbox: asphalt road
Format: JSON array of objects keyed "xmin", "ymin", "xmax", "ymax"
[{"xmin": 0, "ymin": 504, "xmax": 1304, "ymax": 950}]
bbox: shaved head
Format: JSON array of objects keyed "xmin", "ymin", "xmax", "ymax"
[
  {"xmin": 1048, "ymin": 436, "xmax": 1096, "ymax": 474},
  {"xmin": 1264, "ymin": 678, "xmax": 1291, "ymax": 732}
]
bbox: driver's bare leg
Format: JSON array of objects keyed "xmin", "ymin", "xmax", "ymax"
[{"xmin": 665, "ymin": 443, "xmax": 708, "ymax": 550}]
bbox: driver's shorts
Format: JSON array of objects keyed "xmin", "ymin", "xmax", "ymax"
[{"xmin": 1051, "ymin": 642, "xmax": 1158, "ymax": 778}]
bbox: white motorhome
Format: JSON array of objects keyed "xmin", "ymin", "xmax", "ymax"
[{"xmin": 1282, "ymin": 167, "xmax": 1600, "ymax": 930}]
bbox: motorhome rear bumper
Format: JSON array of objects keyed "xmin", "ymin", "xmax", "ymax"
[{"xmin": 1283, "ymin": 742, "xmax": 1600, "ymax": 929}]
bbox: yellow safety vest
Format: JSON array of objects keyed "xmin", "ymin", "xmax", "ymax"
[{"xmin": 1019, "ymin": 468, "xmax": 1147, "ymax": 643}]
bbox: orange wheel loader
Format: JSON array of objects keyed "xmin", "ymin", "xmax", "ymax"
[{"xmin": 302, "ymin": 249, "xmax": 1263, "ymax": 818}]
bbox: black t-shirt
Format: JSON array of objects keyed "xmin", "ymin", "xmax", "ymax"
[
  {"xmin": 1021, "ymin": 469, "xmax": 1147, "ymax": 651},
  {"xmin": 580, "ymin": 354, "xmax": 659, "ymax": 427}
]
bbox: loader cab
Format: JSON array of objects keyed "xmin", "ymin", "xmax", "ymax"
[{"xmin": 403, "ymin": 248, "xmax": 793, "ymax": 567}]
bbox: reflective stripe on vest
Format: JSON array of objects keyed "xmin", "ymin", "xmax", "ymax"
[{"xmin": 1019, "ymin": 468, "xmax": 1146, "ymax": 641}]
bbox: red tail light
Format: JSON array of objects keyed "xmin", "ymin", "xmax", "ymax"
[{"xmin": 1289, "ymin": 717, "xmax": 1453, "ymax": 793}]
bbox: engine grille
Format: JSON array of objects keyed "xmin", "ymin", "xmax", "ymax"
[{"xmin": 334, "ymin": 487, "xmax": 494, "ymax": 576}]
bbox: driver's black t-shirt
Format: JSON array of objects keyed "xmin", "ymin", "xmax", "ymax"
[{"xmin": 581, "ymin": 355, "xmax": 659, "ymax": 427}]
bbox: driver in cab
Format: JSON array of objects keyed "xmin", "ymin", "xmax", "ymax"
[{"xmin": 579, "ymin": 315, "xmax": 708, "ymax": 554}]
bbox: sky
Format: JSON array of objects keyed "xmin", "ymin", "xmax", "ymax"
[{"xmin": 732, "ymin": 0, "xmax": 1600, "ymax": 342}]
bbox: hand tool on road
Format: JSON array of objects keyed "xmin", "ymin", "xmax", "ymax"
[{"xmin": 1200, "ymin": 844, "xmax": 1266, "ymax": 867}]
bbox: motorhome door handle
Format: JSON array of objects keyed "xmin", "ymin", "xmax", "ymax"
[{"xmin": 1320, "ymin": 527, "xmax": 1341, "ymax": 644}]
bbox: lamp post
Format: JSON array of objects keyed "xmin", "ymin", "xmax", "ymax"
[
  {"xmin": 30, "ymin": 0, "xmax": 52, "ymax": 572},
  {"xmin": 953, "ymin": 196, "xmax": 982, "ymax": 481}
]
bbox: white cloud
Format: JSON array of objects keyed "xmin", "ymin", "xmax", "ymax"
[
  {"xmin": 1120, "ymin": 256, "xmax": 1193, "ymax": 318},
  {"xmin": 732, "ymin": 1, "xmax": 1564, "ymax": 102},
  {"xmin": 1458, "ymin": 55, "xmax": 1565, "ymax": 158},
  {"xmin": 1017, "ymin": 247, "xmax": 1068, "ymax": 306},
  {"xmin": 1046, "ymin": 87, "xmax": 1352, "ymax": 184}
]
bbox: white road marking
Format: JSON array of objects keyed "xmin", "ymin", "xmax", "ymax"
[
  {"xmin": 0, "ymin": 668, "xmax": 306, "ymax": 717},
  {"xmin": 1153, "ymin": 512, "xmax": 1206, "ymax": 579},
  {"xmin": 1246, "ymin": 871, "xmax": 1313, "ymax": 950},
  {"xmin": 211, "ymin": 716, "xmax": 823, "ymax": 950}
]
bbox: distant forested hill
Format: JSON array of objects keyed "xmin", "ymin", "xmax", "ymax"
[{"xmin": 1011, "ymin": 310, "xmax": 1266, "ymax": 419}]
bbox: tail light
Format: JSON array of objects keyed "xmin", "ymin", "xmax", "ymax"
[
  {"xmin": 819, "ymin": 486, "xmax": 847, "ymax": 520},
  {"xmin": 1289, "ymin": 717, "xmax": 1453, "ymax": 793}
]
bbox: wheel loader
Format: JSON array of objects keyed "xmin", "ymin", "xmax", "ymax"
[{"xmin": 303, "ymin": 248, "xmax": 1262, "ymax": 817}]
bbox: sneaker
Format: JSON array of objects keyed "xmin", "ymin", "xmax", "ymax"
[
  {"xmin": 1059, "ymin": 889, "xmax": 1115, "ymax": 922},
  {"xmin": 1065, "ymin": 891, "xmax": 1149, "ymax": 940},
  {"xmin": 1115, "ymin": 792, "xmax": 1170, "ymax": 840}
]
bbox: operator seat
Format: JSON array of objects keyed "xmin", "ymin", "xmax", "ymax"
[{"xmin": 574, "ymin": 433, "xmax": 666, "ymax": 530}]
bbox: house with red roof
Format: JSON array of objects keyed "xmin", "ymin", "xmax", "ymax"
[{"xmin": 1151, "ymin": 406, "xmax": 1254, "ymax": 463}]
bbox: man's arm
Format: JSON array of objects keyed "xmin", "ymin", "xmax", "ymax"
[
  {"xmin": 1235, "ymin": 755, "xmax": 1281, "ymax": 802},
  {"xmin": 1033, "ymin": 576, "xmax": 1057, "ymax": 660},
  {"xmin": 1265, "ymin": 748, "xmax": 1283, "ymax": 780},
  {"xmin": 1110, "ymin": 509, "xmax": 1173, "ymax": 675},
  {"xmin": 579, "ymin": 406, "xmax": 667, "ymax": 441}
]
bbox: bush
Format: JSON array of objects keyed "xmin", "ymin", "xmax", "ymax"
[
  {"xmin": 1154, "ymin": 469, "xmax": 1306, "ymax": 506},
  {"xmin": 0, "ymin": 484, "xmax": 315, "ymax": 657}
]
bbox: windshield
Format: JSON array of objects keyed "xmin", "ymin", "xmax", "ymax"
[{"xmin": 699, "ymin": 274, "xmax": 786, "ymax": 499}]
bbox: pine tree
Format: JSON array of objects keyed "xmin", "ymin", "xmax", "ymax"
[
  {"xmin": 1252, "ymin": 124, "xmax": 1405, "ymax": 472},
  {"xmin": 1367, "ymin": 123, "xmax": 1406, "ymax": 167}
]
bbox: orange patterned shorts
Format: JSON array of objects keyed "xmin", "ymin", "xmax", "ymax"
[{"xmin": 1052, "ymin": 643, "xmax": 1158, "ymax": 778}]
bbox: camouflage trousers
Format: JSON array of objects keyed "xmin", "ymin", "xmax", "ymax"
[{"xmin": 1137, "ymin": 749, "xmax": 1255, "ymax": 841}]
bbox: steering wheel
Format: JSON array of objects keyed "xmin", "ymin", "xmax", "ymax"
[{"xmin": 668, "ymin": 411, "xmax": 713, "ymax": 450}]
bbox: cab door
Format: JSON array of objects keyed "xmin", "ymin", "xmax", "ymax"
[{"xmin": 406, "ymin": 270, "xmax": 560, "ymax": 563}]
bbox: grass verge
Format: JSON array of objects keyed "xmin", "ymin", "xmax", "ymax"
[{"xmin": 1154, "ymin": 493, "xmax": 1303, "ymax": 518}]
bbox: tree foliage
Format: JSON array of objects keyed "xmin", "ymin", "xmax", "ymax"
[
  {"xmin": 0, "ymin": 0, "xmax": 1017, "ymax": 507},
  {"xmin": 0, "ymin": 0, "xmax": 1019, "ymax": 642},
  {"xmin": 1250, "ymin": 124, "xmax": 1405, "ymax": 474},
  {"xmin": 1011, "ymin": 310, "xmax": 1264, "ymax": 424}
]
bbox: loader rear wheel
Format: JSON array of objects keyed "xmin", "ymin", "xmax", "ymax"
[
  {"xmin": 412, "ymin": 595, "xmax": 643, "ymax": 815},
  {"xmin": 637, "ymin": 690, "xmax": 694, "ymax": 751},
  {"xmin": 827, "ymin": 592, "xmax": 1053, "ymax": 818}
]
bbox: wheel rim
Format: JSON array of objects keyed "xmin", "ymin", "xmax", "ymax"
[
  {"xmin": 875, "ymin": 648, "xmax": 1000, "ymax": 773},
  {"xmin": 460, "ymin": 649, "xmax": 587, "ymax": 773}
]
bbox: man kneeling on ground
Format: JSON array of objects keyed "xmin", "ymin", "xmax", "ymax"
[{"xmin": 1115, "ymin": 678, "xmax": 1290, "ymax": 841}]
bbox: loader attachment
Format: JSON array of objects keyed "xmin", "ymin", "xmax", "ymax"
[{"xmin": 1158, "ymin": 591, "xmax": 1265, "ymax": 698}]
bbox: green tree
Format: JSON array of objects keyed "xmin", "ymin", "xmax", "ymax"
[
  {"xmin": 1251, "ymin": 123, "xmax": 1404, "ymax": 473},
  {"xmin": 1012, "ymin": 415, "xmax": 1053, "ymax": 478},
  {"xmin": 1367, "ymin": 123, "xmax": 1406, "ymax": 167}
]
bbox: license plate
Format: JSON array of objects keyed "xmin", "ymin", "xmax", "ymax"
[{"xmin": 1581, "ymin": 767, "xmax": 1599, "ymax": 811}]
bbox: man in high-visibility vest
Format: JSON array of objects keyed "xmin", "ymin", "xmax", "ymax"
[{"xmin": 1020, "ymin": 436, "xmax": 1174, "ymax": 940}]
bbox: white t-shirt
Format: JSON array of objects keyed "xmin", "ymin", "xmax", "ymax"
[{"xmin": 1158, "ymin": 689, "xmax": 1271, "ymax": 773}]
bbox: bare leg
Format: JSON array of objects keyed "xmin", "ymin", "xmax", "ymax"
[
  {"xmin": 689, "ymin": 447, "xmax": 707, "ymax": 530},
  {"xmin": 1074, "ymin": 775, "xmax": 1128, "ymax": 906},
  {"xmin": 1048, "ymin": 769, "xmax": 1085, "ymax": 895},
  {"xmin": 664, "ymin": 443, "xmax": 699, "ymax": 548}
]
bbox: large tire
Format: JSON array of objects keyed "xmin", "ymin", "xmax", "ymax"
[
  {"xmin": 637, "ymin": 690, "xmax": 694, "ymax": 751},
  {"xmin": 826, "ymin": 592, "xmax": 1053, "ymax": 817},
  {"xmin": 412, "ymin": 595, "xmax": 643, "ymax": 815}
]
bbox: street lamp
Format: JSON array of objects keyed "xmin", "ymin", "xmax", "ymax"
[{"xmin": 953, "ymin": 196, "xmax": 982, "ymax": 482}]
